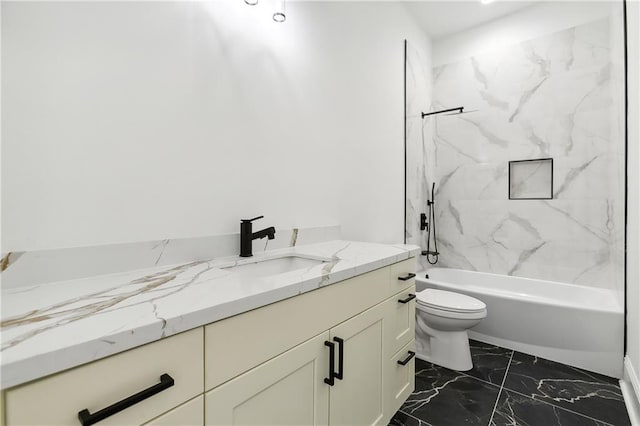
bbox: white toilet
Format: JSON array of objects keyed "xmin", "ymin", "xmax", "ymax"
[{"xmin": 414, "ymin": 288, "xmax": 487, "ymax": 371}]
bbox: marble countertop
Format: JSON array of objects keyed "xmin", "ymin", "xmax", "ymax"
[{"xmin": 0, "ymin": 240, "xmax": 419, "ymax": 390}]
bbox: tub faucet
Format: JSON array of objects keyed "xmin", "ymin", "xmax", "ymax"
[{"xmin": 240, "ymin": 216, "xmax": 276, "ymax": 257}]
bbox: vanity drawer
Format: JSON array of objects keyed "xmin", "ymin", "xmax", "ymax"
[
  {"xmin": 5, "ymin": 328, "xmax": 203, "ymax": 426},
  {"xmin": 384, "ymin": 340, "xmax": 416, "ymax": 421},
  {"xmin": 385, "ymin": 285, "xmax": 416, "ymax": 358},
  {"xmin": 390, "ymin": 258, "xmax": 417, "ymax": 291}
]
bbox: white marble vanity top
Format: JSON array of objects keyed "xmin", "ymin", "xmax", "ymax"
[{"xmin": 0, "ymin": 240, "xmax": 419, "ymax": 390}]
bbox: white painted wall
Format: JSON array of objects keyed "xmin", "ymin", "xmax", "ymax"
[
  {"xmin": 1, "ymin": 1, "xmax": 431, "ymax": 251},
  {"xmin": 434, "ymin": 1, "xmax": 620, "ymax": 66},
  {"xmin": 625, "ymin": 0, "xmax": 640, "ymax": 414}
]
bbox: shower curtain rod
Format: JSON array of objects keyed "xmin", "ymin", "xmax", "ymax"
[{"xmin": 421, "ymin": 106, "xmax": 464, "ymax": 118}]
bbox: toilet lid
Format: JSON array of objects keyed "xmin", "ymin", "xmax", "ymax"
[{"xmin": 417, "ymin": 288, "xmax": 486, "ymax": 313}]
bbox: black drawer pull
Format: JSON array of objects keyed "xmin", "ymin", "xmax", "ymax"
[
  {"xmin": 398, "ymin": 294, "xmax": 416, "ymax": 304},
  {"xmin": 334, "ymin": 337, "xmax": 344, "ymax": 380},
  {"xmin": 78, "ymin": 374, "xmax": 174, "ymax": 426},
  {"xmin": 397, "ymin": 351, "xmax": 416, "ymax": 366},
  {"xmin": 324, "ymin": 341, "xmax": 336, "ymax": 386},
  {"xmin": 398, "ymin": 273, "xmax": 416, "ymax": 281}
]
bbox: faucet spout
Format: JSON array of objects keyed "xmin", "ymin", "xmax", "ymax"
[{"xmin": 253, "ymin": 226, "xmax": 276, "ymax": 241}]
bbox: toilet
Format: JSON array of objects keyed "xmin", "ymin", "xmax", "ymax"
[{"xmin": 415, "ymin": 288, "xmax": 487, "ymax": 371}]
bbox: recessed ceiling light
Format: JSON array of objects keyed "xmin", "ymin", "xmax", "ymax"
[{"xmin": 480, "ymin": 0, "xmax": 496, "ymax": 4}]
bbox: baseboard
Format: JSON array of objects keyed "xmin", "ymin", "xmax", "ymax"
[{"xmin": 622, "ymin": 356, "xmax": 640, "ymax": 425}]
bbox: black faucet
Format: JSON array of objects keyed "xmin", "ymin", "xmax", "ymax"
[{"xmin": 240, "ymin": 216, "xmax": 276, "ymax": 257}]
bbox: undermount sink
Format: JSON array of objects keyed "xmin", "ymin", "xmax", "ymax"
[{"xmin": 221, "ymin": 255, "xmax": 331, "ymax": 277}]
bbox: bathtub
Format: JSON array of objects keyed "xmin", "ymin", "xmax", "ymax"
[{"xmin": 415, "ymin": 268, "xmax": 624, "ymax": 378}]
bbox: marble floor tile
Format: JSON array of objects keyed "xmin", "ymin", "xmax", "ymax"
[
  {"xmin": 400, "ymin": 359, "xmax": 500, "ymax": 426},
  {"xmin": 503, "ymin": 352, "xmax": 630, "ymax": 425},
  {"xmin": 465, "ymin": 340, "xmax": 513, "ymax": 386},
  {"xmin": 490, "ymin": 389, "xmax": 610, "ymax": 426},
  {"xmin": 388, "ymin": 410, "xmax": 430, "ymax": 426}
]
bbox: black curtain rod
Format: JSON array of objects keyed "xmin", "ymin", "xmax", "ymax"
[{"xmin": 422, "ymin": 107, "xmax": 464, "ymax": 118}]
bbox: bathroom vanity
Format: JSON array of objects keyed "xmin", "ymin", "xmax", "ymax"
[{"xmin": 0, "ymin": 241, "xmax": 418, "ymax": 425}]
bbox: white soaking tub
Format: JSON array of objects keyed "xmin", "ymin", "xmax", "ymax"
[{"xmin": 415, "ymin": 268, "xmax": 624, "ymax": 378}]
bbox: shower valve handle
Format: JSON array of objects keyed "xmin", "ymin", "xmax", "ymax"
[{"xmin": 420, "ymin": 213, "xmax": 428, "ymax": 231}]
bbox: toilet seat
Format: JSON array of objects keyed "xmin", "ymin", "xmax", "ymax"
[
  {"xmin": 416, "ymin": 303, "xmax": 487, "ymax": 321},
  {"xmin": 416, "ymin": 288, "xmax": 486, "ymax": 314}
]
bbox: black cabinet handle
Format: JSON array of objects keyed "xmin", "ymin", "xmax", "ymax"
[
  {"xmin": 397, "ymin": 351, "xmax": 416, "ymax": 366},
  {"xmin": 333, "ymin": 337, "xmax": 344, "ymax": 380},
  {"xmin": 398, "ymin": 294, "xmax": 416, "ymax": 304},
  {"xmin": 77, "ymin": 373, "xmax": 174, "ymax": 426},
  {"xmin": 324, "ymin": 341, "xmax": 336, "ymax": 386},
  {"xmin": 398, "ymin": 273, "xmax": 416, "ymax": 281}
]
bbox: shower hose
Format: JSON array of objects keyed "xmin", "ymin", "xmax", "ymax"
[{"xmin": 425, "ymin": 182, "xmax": 439, "ymax": 265}]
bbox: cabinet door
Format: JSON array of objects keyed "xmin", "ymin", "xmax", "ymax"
[
  {"xmin": 144, "ymin": 396, "xmax": 203, "ymax": 426},
  {"xmin": 328, "ymin": 301, "xmax": 387, "ymax": 426},
  {"xmin": 205, "ymin": 331, "xmax": 330, "ymax": 426}
]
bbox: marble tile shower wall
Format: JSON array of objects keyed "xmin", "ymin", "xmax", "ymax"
[{"xmin": 407, "ymin": 17, "xmax": 626, "ymax": 299}]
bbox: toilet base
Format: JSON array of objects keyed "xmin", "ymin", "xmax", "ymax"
[{"xmin": 416, "ymin": 317, "xmax": 474, "ymax": 371}]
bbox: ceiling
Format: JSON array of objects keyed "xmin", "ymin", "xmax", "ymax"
[{"xmin": 403, "ymin": 1, "xmax": 536, "ymax": 39}]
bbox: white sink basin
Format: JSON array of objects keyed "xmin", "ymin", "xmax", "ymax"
[{"xmin": 222, "ymin": 255, "xmax": 330, "ymax": 277}]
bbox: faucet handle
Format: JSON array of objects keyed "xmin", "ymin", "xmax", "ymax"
[{"xmin": 242, "ymin": 216, "xmax": 264, "ymax": 223}]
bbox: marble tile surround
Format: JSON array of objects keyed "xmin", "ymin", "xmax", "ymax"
[
  {"xmin": 406, "ymin": 16, "xmax": 625, "ymax": 298},
  {"xmin": 0, "ymin": 225, "xmax": 341, "ymax": 289}
]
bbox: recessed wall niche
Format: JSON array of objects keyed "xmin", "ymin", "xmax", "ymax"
[{"xmin": 508, "ymin": 158, "xmax": 553, "ymax": 200}]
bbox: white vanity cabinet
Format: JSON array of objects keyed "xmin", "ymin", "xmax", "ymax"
[
  {"xmin": 203, "ymin": 258, "xmax": 416, "ymax": 426},
  {"xmin": 1, "ymin": 257, "xmax": 416, "ymax": 426}
]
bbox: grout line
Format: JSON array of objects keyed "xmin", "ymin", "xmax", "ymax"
[
  {"xmin": 501, "ymin": 387, "xmax": 619, "ymax": 426},
  {"xmin": 487, "ymin": 350, "xmax": 514, "ymax": 425},
  {"xmin": 416, "ymin": 352, "xmax": 510, "ymax": 391},
  {"xmin": 459, "ymin": 368, "xmax": 505, "ymax": 389},
  {"xmin": 415, "ymin": 365, "xmax": 499, "ymax": 390},
  {"xmin": 399, "ymin": 409, "xmax": 427, "ymax": 425}
]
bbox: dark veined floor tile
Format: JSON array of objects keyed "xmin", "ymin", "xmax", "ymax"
[
  {"xmin": 388, "ymin": 410, "xmax": 430, "ymax": 426},
  {"xmin": 491, "ymin": 389, "xmax": 610, "ymax": 426},
  {"xmin": 465, "ymin": 340, "xmax": 513, "ymax": 385},
  {"xmin": 402, "ymin": 360, "xmax": 500, "ymax": 426},
  {"xmin": 503, "ymin": 352, "xmax": 630, "ymax": 425}
]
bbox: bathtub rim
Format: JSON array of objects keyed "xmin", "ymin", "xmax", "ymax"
[{"xmin": 415, "ymin": 268, "xmax": 623, "ymax": 314}]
